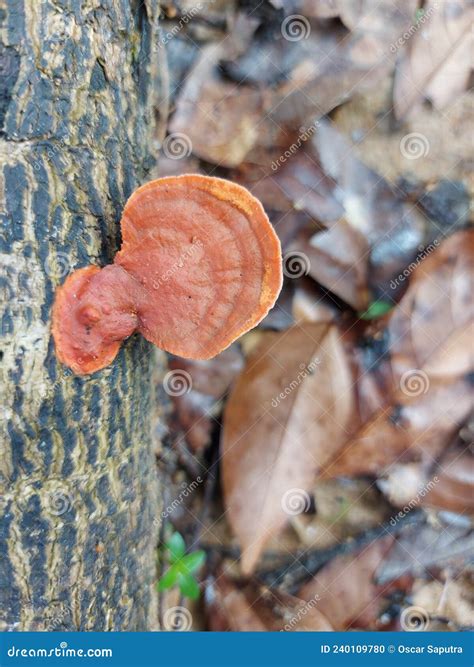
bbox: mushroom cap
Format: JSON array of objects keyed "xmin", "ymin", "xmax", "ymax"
[
  {"xmin": 116, "ymin": 174, "xmax": 282, "ymax": 359},
  {"xmin": 52, "ymin": 175, "xmax": 282, "ymax": 374},
  {"xmin": 51, "ymin": 265, "xmax": 139, "ymax": 375}
]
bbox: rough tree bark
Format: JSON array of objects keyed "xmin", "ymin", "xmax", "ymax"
[{"xmin": 0, "ymin": 0, "xmax": 162, "ymax": 630}]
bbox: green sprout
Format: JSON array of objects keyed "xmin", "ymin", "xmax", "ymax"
[
  {"xmin": 358, "ymin": 299, "xmax": 393, "ymax": 320},
  {"xmin": 158, "ymin": 531, "xmax": 206, "ymax": 600}
]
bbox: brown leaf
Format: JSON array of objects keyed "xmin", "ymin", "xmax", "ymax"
[
  {"xmin": 313, "ymin": 119, "xmax": 428, "ymax": 297},
  {"xmin": 289, "ymin": 220, "xmax": 371, "ymax": 310},
  {"xmin": 268, "ymin": 0, "xmax": 421, "ymax": 127},
  {"xmin": 239, "ymin": 148, "xmax": 342, "ymax": 250},
  {"xmin": 168, "ymin": 44, "xmax": 268, "ymax": 168},
  {"xmin": 247, "ymin": 119, "xmax": 430, "ymax": 307},
  {"xmin": 423, "ymin": 449, "xmax": 474, "ymax": 514},
  {"xmin": 267, "ymin": 30, "xmax": 390, "ymax": 133},
  {"xmin": 322, "ymin": 230, "xmax": 474, "ymax": 479},
  {"xmin": 376, "ymin": 522, "xmax": 474, "ymax": 584},
  {"xmin": 170, "ymin": 346, "xmax": 244, "ymax": 399},
  {"xmin": 221, "ymin": 323, "xmax": 354, "ymax": 574},
  {"xmin": 292, "ymin": 279, "xmax": 340, "ymax": 325},
  {"xmin": 377, "ymin": 444, "xmax": 474, "ymax": 516},
  {"xmin": 170, "ymin": 21, "xmax": 392, "ymax": 168},
  {"xmin": 255, "ymin": 149, "xmax": 344, "ymax": 230},
  {"xmin": 298, "ymin": 535, "xmax": 395, "ymax": 630},
  {"xmin": 389, "ymin": 229, "xmax": 473, "ymax": 379},
  {"xmin": 206, "ymin": 576, "xmax": 267, "ymax": 631},
  {"xmin": 169, "ymin": 346, "xmax": 244, "ymax": 452},
  {"xmin": 335, "ymin": 0, "xmax": 418, "ymax": 36},
  {"xmin": 325, "ymin": 377, "xmax": 473, "ymax": 478},
  {"xmin": 207, "ymin": 575, "xmax": 333, "ymax": 631},
  {"xmin": 394, "ymin": 0, "xmax": 474, "ymax": 119}
]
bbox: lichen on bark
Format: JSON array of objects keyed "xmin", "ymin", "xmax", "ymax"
[{"xmin": 0, "ymin": 0, "xmax": 162, "ymax": 630}]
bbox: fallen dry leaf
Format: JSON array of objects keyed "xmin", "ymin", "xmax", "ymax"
[
  {"xmin": 292, "ymin": 279, "xmax": 340, "ymax": 325},
  {"xmin": 377, "ymin": 445, "xmax": 474, "ymax": 516},
  {"xmin": 206, "ymin": 576, "xmax": 267, "ymax": 631},
  {"xmin": 168, "ymin": 346, "xmax": 244, "ymax": 452},
  {"xmin": 393, "ymin": 0, "xmax": 474, "ymax": 119},
  {"xmin": 246, "ymin": 148, "xmax": 343, "ymax": 243},
  {"xmin": 298, "ymin": 535, "xmax": 395, "ymax": 630},
  {"xmin": 289, "ymin": 220, "xmax": 370, "ymax": 310},
  {"xmin": 325, "ymin": 377, "xmax": 473, "ymax": 478},
  {"xmin": 376, "ymin": 521, "xmax": 474, "ymax": 584},
  {"xmin": 322, "ymin": 230, "xmax": 474, "ymax": 478},
  {"xmin": 168, "ymin": 43, "xmax": 269, "ymax": 168},
  {"xmin": 334, "ymin": 0, "xmax": 418, "ymax": 37},
  {"xmin": 389, "ymin": 229, "xmax": 473, "ymax": 379},
  {"xmin": 313, "ymin": 119, "xmax": 428, "ymax": 298},
  {"xmin": 222, "ymin": 323, "xmax": 354, "ymax": 574},
  {"xmin": 169, "ymin": 18, "xmax": 393, "ymax": 168},
  {"xmin": 423, "ymin": 448, "xmax": 474, "ymax": 514},
  {"xmin": 207, "ymin": 575, "xmax": 333, "ymax": 631}
]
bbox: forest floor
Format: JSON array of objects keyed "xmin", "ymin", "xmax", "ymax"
[{"xmin": 152, "ymin": 0, "xmax": 473, "ymax": 632}]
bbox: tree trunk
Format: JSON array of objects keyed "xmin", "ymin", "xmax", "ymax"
[{"xmin": 0, "ymin": 0, "xmax": 162, "ymax": 631}]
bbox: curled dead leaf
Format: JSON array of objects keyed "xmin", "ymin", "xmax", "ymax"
[{"xmin": 221, "ymin": 323, "xmax": 354, "ymax": 574}]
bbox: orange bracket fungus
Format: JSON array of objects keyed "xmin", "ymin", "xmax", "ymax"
[{"xmin": 52, "ymin": 175, "xmax": 283, "ymax": 374}]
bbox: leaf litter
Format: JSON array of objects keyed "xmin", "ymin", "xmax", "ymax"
[{"xmin": 154, "ymin": 0, "xmax": 473, "ymax": 632}]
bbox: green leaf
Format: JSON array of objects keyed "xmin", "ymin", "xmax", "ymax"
[
  {"xmin": 158, "ymin": 564, "xmax": 180, "ymax": 591},
  {"xmin": 358, "ymin": 300, "xmax": 393, "ymax": 320},
  {"xmin": 165, "ymin": 532, "xmax": 186, "ymax": 562},
  {"xmin": 179, "ymin": 550, "xmax": 206, "ymax": 575},
  {"xmin": 178, "ymin": 573, "xmax": 201, "ymax": 600}
]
